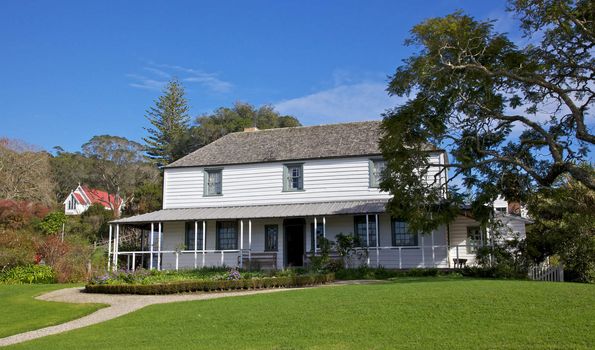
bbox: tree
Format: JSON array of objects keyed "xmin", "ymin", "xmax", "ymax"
[
  {"xmin": 525, "ymin": 174, "xmax": 595, "ymax": 282},
  {"xmin": 194, "ymin": 102, "xmax": 301, "ymax": 145},
  {"xmin": 82, "ymin": 135, "xmax": 159, "ymax": 216},
  {"xmin": 380, "ymin": 0, "xmax": 594, "ymax": 231},
  {"xmin": 143, "ymin": 79, "xmax": 191, "ymax": 165},
  {"xmin": 49, "ymin": 148, "xmax": 95, "ymax": 202},
  {"xmin": 0, "ymin": 138, "xmax": 55, "ymax": 205}
]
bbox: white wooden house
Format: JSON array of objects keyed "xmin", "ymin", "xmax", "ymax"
[{"xmin": 108, "ymin": 121, "xmax": 528, "ymax": 271}]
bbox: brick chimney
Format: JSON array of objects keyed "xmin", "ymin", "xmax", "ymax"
[{"xmin": 243, "ymin": 127, "xmax": 259, "ymax": 132}]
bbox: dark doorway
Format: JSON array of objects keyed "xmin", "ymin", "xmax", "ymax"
[{"xmin": 284, "ymin": 219, "xmax": 305, "ymax": 267}]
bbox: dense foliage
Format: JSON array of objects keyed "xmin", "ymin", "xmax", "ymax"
[
  {"xmin": 380, "ymin": 0, "xmax": 594, "ymax": 232},
  {"xmin": 526, "ymin": 176, "xmax": 595, "ymax": 282}
]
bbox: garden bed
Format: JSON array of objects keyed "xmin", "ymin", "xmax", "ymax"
[{"xmin": 85, "ymin": 268, "xmax": 334, "ymax": 294}]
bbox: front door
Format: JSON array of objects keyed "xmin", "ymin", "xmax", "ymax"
[{"xmin": 285, "ymin": 220, "xmax": 305, "ymax": 267}]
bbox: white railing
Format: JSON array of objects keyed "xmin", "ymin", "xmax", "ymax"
[
  {"xmin": 529, "ymin": 262, "xmax": 564, "ymax": 282},
  {"xmin": 112, "ymin": 244, "xmax": 483, "ymax": 271},
  {"xmin": 114, "ymin": 249, "xmax": 241, "ymax": 271}
]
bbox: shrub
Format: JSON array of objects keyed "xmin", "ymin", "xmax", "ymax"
[
  {"xmin": 0, "ymin": 229, "xmax": 39, "ymax": 270},
  {"xmin": 0, "ymin": 264, "xmax": 56, "ymax": 284},
  {"xmin": 85, "ymin": 273, "xmax": 335, "ymax": 295},
  {"xmin": 334, "ymin": 267, "xmax": 458, "ymax": 280},
  {"xmin": 38, "ymin": 211, "xmax": 67, "ymax": 235}
]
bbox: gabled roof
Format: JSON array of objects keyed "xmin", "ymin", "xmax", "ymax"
[
  {"xmin": 167, "ymin": 120, "xmax": 421, "ymax": 168},
  {"xmin": 73, "ymin": 193, "xmax": 86, "ymax": 204},
  {"xmin": 81, "ymin": 186, "xmax": 122, "ymax": 208}
]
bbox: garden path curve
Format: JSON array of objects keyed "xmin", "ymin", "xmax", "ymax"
[{"xmin": 0, "ymin": 286, "xmax": 301, "ymax": 347}]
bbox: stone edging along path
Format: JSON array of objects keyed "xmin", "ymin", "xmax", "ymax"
[{"xmin": 0, "ymin": 286, "xmax": 302, "ymax": 347}]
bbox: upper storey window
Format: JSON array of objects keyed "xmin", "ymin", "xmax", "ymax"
[
  {"xmin": 283, "ymin": 163, "xmax": 304, "ymax": 191},
  {"xmin": 204, "ymin": 169, "xmax": 223, "ymax": 196},
  {"xmin": 369, "ymin": 159, "xmax": 386, "ymax": 188}
]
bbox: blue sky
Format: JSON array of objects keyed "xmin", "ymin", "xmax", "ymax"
[{"xmin": 1, "ymin": 0, "xmax": 514, "ymax": 152}]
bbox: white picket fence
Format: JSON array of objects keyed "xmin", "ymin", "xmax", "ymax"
[{"xmin": 529, "ymin": 261, "xmax": 564, "ymax": 282}]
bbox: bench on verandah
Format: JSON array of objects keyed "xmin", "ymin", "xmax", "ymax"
[{"xmin": 241, "ymin": 252, "xmax": 277, "ymax": 270}]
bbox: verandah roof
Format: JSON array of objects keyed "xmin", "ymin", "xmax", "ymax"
[{"xmin": 110, "ymin": 200, "xmax": 388, "ymax": 224}]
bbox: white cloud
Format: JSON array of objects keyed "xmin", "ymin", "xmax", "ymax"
[
  {"xmin": 128, "ymin": 62, "xmax": 233, "ymax": 93},
  {"xmin": 275, "ymin": 82, "xmax": 404, "ymax": 124}
]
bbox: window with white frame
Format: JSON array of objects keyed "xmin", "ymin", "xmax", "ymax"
[
  {"xmin": 354, "ymin": 215, "xmax": 377, "ymax": 247},
  {"xmin": 467, "ymin": 226, "xmax": 483, "ymax": 253},
  {"xmin": 283, "ymin": 164, "xmax": 304, "ymax": 191},
  {"xmin": 185, "ymin": 222, "xmax": 204, "ymax": 250},
  {"xmin": 369, "ymin": 159, "xmax": 386, "ymax": 188},
  {"xmin": 204, "ymin": 169, "xmax": 223, "ymax": 196},
  {"xmin": 391, "ymin": 219, "xmax": 418, "ymax": 246},
  {"xmin": 216, "ymin": 221, "xmax": 237, "ymax": 250},
  {"xmin": 264, "ymin": 225, "xmax": 278, "ymax": 251}
]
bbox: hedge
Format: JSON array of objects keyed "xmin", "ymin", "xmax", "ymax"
[{"xmin": 85, "ymin": 273, "xmax": 335, "ymax": 295}]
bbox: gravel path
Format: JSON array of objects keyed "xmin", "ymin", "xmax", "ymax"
[{"xmin": 0, "ymin": 286, "xmax": 300, "ymax": 347}]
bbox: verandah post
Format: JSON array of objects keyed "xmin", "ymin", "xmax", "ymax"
[
  {"xmin": 240, "ymin": 220, "xmax": 244, "ymax": 268},
  {"xmin": 248, "ymin": 219, "xmax": 252, "ymax": 267},
  {"xmin": 421, "ymin": 234, "xmax": 425, "ymax": 268},
  {"xmin": 149, "ymin": 222, "xmax": 154, "ymax": 270},
  {"xmin": 375, "ymin": 214, "xmax": 379, "ymax": 268},
  {"xmin": 202, "ymin": 221, "xmax": 206, "ymax": 267},
  {"xmin": 157, "ymin": 222, "xmax": 162, "ymax": 271},
  {"xmin": 132, "ymin": 252, "xmax": 136, "ymax": 271},
  {"xmin": 431, "ymin": 230, "xmax": 436, "ymax": 267},
  {"xmin": 113, "ymin": 224, "xmax": 120, "ymax": 270},
  {"xmin": 314, "ymin": 217, "xmax": 317, "ymax": 255},
  {"xmin": 366, "ymin": 215, "xmax": 370, "ymax": 266},
  {"xmin": 107, "ymin": 224, "xmax": 112, "ymax": 271},
  {"xmin": 194, "ymin": 220, "xmax": 198, "ymax": 269}
]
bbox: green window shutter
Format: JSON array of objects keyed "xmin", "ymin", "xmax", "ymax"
[
  {"xmin": 282, "ymin": 164, "xmax": 288, "ymax": 191},
  {"xmin": 369, "ymin": 159, "xmax": 376, "ymax": 188}
]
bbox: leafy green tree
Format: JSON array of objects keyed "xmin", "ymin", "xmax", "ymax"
[
  {"xmin": 380, "ymin": 0, "xmax": 594, "ymax": 232},
  {"xmin": 38, "ymin": 211, "xmax": 67, "ymax": 235},
  {"xmin": 194, "ymin": 102, "xmax": 301, "ymax": 145},
  {"xmin": 49, "ymin": 148, "xmax": 95, "ymax": 202},
  {"xmin": 126, "ymin": 182, "xmax": 163, "ymax": 215},
  {"xmin": 82, "ymin": 135, "xmax": 159, "ymax": 216},
  {"xmin": 526, "ymin": 174, "xmax": 595, "ymax": 282},
  {"xmin": 143, "ymin": 79, "xmax": 191, "ymax": 165}
]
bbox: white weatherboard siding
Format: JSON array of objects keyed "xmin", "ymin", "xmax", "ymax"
[{"xmin": 163, "ymin": 154, "xmax": 445, "ymax": 209}]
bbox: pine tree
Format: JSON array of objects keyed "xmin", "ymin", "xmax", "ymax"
[{"xmin": 143, "ymin": 79, "xmax": 191, "ymax": 165}]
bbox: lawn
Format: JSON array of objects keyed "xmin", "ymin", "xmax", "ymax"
[
  {"xmin": 6, "ymin": 278, "xmax": 595, "ymax": 349},
  {"xmin": 0, "ymin": 284, "xmax": 105, "ymax": 339}
]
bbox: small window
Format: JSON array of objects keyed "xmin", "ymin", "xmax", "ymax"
[
  {"xmin": 68, "ymin": 195, "xmax": 77, "ymax": 210},
  {"xmin": 283, "ymin": 164, "xmax": 304, "ymax": 191},
  {"xmin": 264, "ymin": 225, "xmax": 278, "ymax": 251},
  {"xmin": 185, "ymin": 222, "xmax": 204, "ymax": 250},
  {"xmin": 369, "ymin": 159, "xmax": 386, "ymax": 188},
  {"xmin": 495, "ymin": 207, "xmax": 507, "ymax": 214},
  {"xmin": 310, "ymin": 222, "xmax": 323, "ymax": 251},
  {"xmin": 467, "ymin": 226, "xmax": 483, "ymax": 253},
  {"xmin": 204, "ymin": 169, "xmax": 223, "ymax": 196},
  {"xmin": 391, "ymin": 219, "xmax": 418, "ymax": 246},
  {"xmin": 216, "ymin": 221, "xmax": 237, "ymax": 250},
  {"xmin": 354, "ymin": 215, "xmax": 377, "ymax": 247}
]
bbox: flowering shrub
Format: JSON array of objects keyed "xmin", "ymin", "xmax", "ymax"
[
  {"xmin": 226, "ymin": 268, "xmax": 241, "ymax": 280},
  {"xmin": 0, "ymin": 264, "xmax": 56, "ymax": 284}
]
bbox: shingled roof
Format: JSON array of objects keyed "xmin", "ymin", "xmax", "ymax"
[{"xmin": 167, "ymin": 120, "xmax": 388, "ymax": 168}]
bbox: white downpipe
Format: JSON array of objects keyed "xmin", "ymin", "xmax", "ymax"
[
  {"xmin": 107, "ymin": 224, "xmax": 112, "ymax": 271},
  {"xmin": 194, "ymin": 221, "xmax": 198, "ymax": 269},
  {"xmin": 149, "ymin": 222, "xmax": 154, "ymax": 270},
  {"xmin": 322, "ymin": 217, "xmax": 326, "ymax": 239},
  {"xmin": 431, "ymin": 230, "xmax": 436, "ymax": 267},
  {"xmin": 157, "ymin": 222, "xmax": 162, "ymax": 271}
]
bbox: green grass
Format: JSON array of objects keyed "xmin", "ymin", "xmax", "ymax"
[
  {"xmin": 0, "ymin": 284, "xmax": 105, "ymax": 338},
  {"xmin": 6, "ymin": 278, "xmax": 595, "ymax": 349}
]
